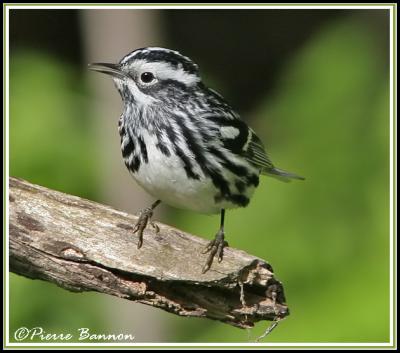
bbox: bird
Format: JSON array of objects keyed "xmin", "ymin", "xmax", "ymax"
[{"xmin": 89, "ymin": 47, "xmax": 304, "ymax": 273}]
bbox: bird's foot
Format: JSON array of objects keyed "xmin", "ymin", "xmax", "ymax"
[
  {"xmin": 201, "ymin": 228, "xmax": 228, "ymax": 273},
  {"xmin": 133, "ymin": 207, "xmax": 159, "ymax": 249}
]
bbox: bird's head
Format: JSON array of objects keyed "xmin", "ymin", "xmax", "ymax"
[{"xmin": 89, "ymin": 47, "xmax": 201, "ymax": 107}]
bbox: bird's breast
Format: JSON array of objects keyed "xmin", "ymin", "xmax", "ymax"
[
  {"xmin": 120, "ymin": 129, "xmax": 219, "ymax": 213},
  {"xmin": 119, "ymin": 122, "xmax": 258, "ymax": 214}
]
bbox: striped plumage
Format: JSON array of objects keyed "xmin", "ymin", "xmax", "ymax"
[{"xmin": 89, "ymin": 47, "xmax": 303, "ymax": 272}]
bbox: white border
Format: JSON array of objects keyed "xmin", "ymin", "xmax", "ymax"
[{"xmin": 4, "ymin": 3, "xmax": 396, "ymax": 348}]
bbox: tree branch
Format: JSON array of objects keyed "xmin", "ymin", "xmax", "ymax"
[{"xmin": 9, "ymin": 177, "xmax": 289, "ymax": 329}]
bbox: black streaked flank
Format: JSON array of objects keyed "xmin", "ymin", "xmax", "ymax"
[
  {"xmin": 214, "ymin": 189, "xmax": 250, "ymax": 207},
  {"xmin": 165, "ymin": 124, "xmax": 177, "ymax": 144},
  {"xmin": 228, "ymin": 194, "xmax": 250, "ymax": 207},
  {"xmin": 165, "ymin": 122, "xmax": 200, "ymax": 180},
  {"xmin": 122, "ymin": 138, "xmax": 135, "ymax": 158},
  {"xmin": 208, "ymin": 146, "xmax": 249, "ymax": 177},
  {"xmin": 175, "ymin": 146, "xmax": 201, "ymax": 180},
  {"xmin": 156, "ymin": 142, "xmax": 171, "ymax": 157},
  {"xmin": 128, "ymin": 155, "xmax": 141, "ymax": 173},
  {"xmin": 246, "ymin": 174, "xmax": 259, "ymax": 187},
  {"xmin": 176, "ymin": 116, "xmax": 259, "ymax": 202},
  {"xmin": 137, "ymin": 136, "xmax": 148, "ymax": 163},
  {"xmin": 176, "ymin": 116, "xmax": 234, "ymax": 198},
  {"xmin": 210, "ymin": 171, "xmax": 231, "ymax": 199},
  {"xmin": 176, "ymin": 117, "xmax": 207, "ymax": 168},
  {"xmin": 153, "ymin": 126, "xmax": 171, "ymax": 157},
  {"xmin": 235, "ymin": 180, "xmax": 246, "ymax": 193}
]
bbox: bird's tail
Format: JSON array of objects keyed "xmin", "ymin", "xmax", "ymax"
[{"xmin": 262, "ymin": 167, "xmax": 305, "ymax": 183}]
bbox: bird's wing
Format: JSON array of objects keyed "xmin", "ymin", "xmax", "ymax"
[
  {"xmin": 245, "ymin": 130, "xmax": 305, "ymax": 181},
  {"xmin": 243, "ymin": 129, "xmax": 274, "ymax": 170},
  {"xmin": 203, "ymin": 112, "xmax": 273, "ymax": 168},
  {"xmin": 203, "ymin": 112, "xmax": 304, "ymax": 182}
]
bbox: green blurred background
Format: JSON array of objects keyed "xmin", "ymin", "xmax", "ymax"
[{"xmin": 8, "ymin": 8, "xmax": 391, "ymax": 343}]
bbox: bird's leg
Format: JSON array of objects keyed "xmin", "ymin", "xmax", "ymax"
[
  {"xmin": 133, "ymin": 200, "xmax": 161, "ymax": 249},
  {"xmin": 202, "ymin": 209, "xmax": 229, "ymax": 273}
]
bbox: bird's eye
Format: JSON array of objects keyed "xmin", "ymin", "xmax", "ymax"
[{"xmin": 140, "ymin": 72, "xmax": 155, "ymax": 83}]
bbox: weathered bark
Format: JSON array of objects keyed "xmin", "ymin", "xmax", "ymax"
[{"xmin": 9, "ymin": 177, "xmax": 289, "ymax": 328}]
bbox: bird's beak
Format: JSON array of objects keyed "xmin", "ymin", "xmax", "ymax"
[{"xmin": 88, "ymin": 62, "xmax": 126, "ymax": 79}]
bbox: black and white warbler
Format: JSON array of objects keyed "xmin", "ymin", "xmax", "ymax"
[{"xmin": 89, "ymin": 47, "xmax": 304, "ymax": 273}]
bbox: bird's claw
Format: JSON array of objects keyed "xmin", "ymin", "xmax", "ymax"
[
  {"xmin": 201, "ymin": 229, "xmax": 227, "ymax": 273},
  {"xmin": 201, "ymin": 240, "xmax": 214, "ymax": 254},
  {"xmin": 132, "ymin": 207, "xmax": 154, "ymax": 249}
]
